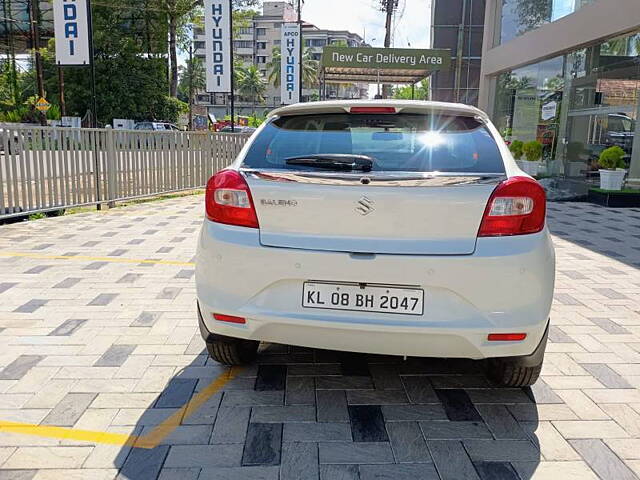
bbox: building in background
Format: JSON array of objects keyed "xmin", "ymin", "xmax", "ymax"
[
  {"xmin": 430, "ymin": 0, "xmax": 485, "ymax": 105},
  {"xmin": 478, "ymin": 0, "xmax": 640, "ymax": 199},
  {"xmin": 0, "ymin": 1, "xmax": 53, "ymax": 51},
  {"xmin": 193, "ymin": 1, "xmax": 368, "ymax": 118},
  {"xmin": 303, "ymin": 25, "xmax": 369, "ymax": 100}
]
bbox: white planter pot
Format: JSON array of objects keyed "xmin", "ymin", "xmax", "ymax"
[
  {"xmin": 599, "ymin": 169, "xmax": 626, "ymax": 191},
  {"xmin": 518, "ymin": 161, "xmax": 539, "ymax": 176}
]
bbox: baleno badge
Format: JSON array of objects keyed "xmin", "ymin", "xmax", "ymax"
[{"xmin": 261, "ymin": 199, "xmax": 298, "ymax": 207}]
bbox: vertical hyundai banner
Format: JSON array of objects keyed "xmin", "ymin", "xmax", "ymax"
[
  {"xmin": 204, "ymin": 0, "xmax": 232, "ymax": 93},
  {"xmin": 53, "ymin": 0, "xmax": 91, "ymax": 65},
  {"xmin": 281, "ymin": 23, "xmax": 301, "ymax": 104}
]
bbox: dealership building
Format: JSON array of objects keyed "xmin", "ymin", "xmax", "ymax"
[{"xmin": 472, "ymin": 0, "xmax": 640, "ymax": 199}]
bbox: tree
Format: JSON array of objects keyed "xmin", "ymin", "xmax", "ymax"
[
  {"xmin": 601, "ymin": 35, "xmax": 640, "ymax": 56},
  {"xmin": 232, "ymin": 8, "xmax": 259, "ymax": 37},
  {"xmin": 162, "ymin": 0, "xmax": 259, "ymax": 98},
  {"xmin": 392, "ymin": 78, "xmax": 430, "ymax": 100},
  {"xmin": 0, "ymin": 62, "xmax": 35, "ymax": 114},
  {"xmin": 236, "ymin": 64, "xmax": 266, "ymax": 115},
  {"xmin": 514, "ymin": 0, "xmax": 552, "ymax": 35},
  {"xmin": 266, "ymin": 46, "xmax": 319, "ymax": 89},
  {"xmin": 178, "ymin": 56, "xmax": 206, "ymax": 103},
  {"xmin": 499, "ymin": 73, "xmax": 535, "ymax": 91},
  {"xmin": 40, "ymin": 3, "xmax": 183, "ymax": 124},
  {"xmin": 162, "ymin": 0, "xmax": 201, "ymax": 98}
]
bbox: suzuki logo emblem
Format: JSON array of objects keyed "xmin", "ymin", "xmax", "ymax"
[{"xmin": 355, "ymin": 196, "xmax": 375, "ymax": 216}]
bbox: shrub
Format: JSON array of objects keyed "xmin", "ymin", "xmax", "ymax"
[
  {"xmin": 509, "ymin": 140, "xmax": 524, "ymax": 160},
  {"xmin": 152, "ymin": 96, "xmax": 188, "ymax": 124},
  {"xmin": 248, "ymin": 114, "xmax": 266, "ymax": 127},
  {"xmin": 0, "ymin": 109, "xmax": 25, "ymax": 123},
  {"xmin": 522, "ymin": 140, "xmax": 543, "ymax": 162},
  {"xmin": 598, "ymin": 146, "xmax": 626, "ymax": 170}
]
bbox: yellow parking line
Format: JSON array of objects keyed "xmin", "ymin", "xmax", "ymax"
[
  {"xmin": 0, "ymin": 251, "xmax": 194, "ymax": 267},
  {"xmin": 0, "ymin": 367, "xmax": 240, "ymax": 449},
  {"xmin": 0, "ymin": 421, "xmax": 137, "ymax": 446},
  {"xmin": 135, "ymin": 367, "xmax": 241, "ymax": 448}
]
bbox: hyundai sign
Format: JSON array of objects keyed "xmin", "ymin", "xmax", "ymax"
[
  {"xmin": 205, "ymin": 0, "xmax": 232, "ymax": 93},
  {"xmin": 280, "ymin": 23, "xmax": 301, "ymax": 105},
  {"xmin": 53, "ymin": 0, "xmax": 90, "ymax": 65}
]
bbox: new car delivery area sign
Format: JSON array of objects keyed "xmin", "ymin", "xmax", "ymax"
[
  {"xmin": 53, "ymin": 0, "xmax": 91, "ymax": 65},
  {"xmin": 321, "ymin": 46, "xmax": 451, "ymax": 84}
]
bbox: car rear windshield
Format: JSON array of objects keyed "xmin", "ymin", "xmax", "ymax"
[{"xmin": 242, "ymin": 113, "xmax": 505, "ymax": 174}]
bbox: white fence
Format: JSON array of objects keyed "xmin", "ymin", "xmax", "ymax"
[{"xmin": 0, "ymin": 125, "xmax": 250, "ymax": 219}]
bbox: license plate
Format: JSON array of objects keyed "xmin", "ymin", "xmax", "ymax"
[{"xmin": 302, "ymin": 282, "xmax": 424, "ymax": 316}]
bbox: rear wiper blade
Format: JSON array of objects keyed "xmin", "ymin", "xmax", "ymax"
[{"xmin": 285, "ymin": 154, "xmax": 374, "ymax": 172}]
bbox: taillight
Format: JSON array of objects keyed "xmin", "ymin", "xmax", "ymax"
[
  {"xmin": 478, "ymin": 176, "xmax": 546, "ymax": 237},
  {"xmin": 205, "ymin": 170, "xmax": 259, "ymax": 228}
]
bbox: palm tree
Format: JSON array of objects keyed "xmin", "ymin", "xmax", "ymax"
[
  {"xmin": 266, "ymin": 47, "xmax": 319, "ymax": 90},
  {"xmin": 236, "ymin": 64, "xmax": 267, "ymax": 115},
  {"xmin": 178, "ymin": 56, "xmax": 206, "ymax": 101}
]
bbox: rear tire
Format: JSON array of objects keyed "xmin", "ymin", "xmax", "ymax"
[
  {"xmin": 206, "ymin": 337, "xmax": 259, "ymax": 365},
  {"xmin": 486, "ymin": 359, "xmax": 542, "ymax": 387},
  {"xmin": 485, "ymin": 323, "xmax": 548, "ymax": 387}
]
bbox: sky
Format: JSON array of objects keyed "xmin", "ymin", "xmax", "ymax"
[
  {"xmin": 302, "ymin": 0, "xmax": 432, "ymax": 49},
  {"xmin": 180, "ymin": 0, "xmax": 432, "ymax": 64},
  {"xmin": 181, "ymin": 0, "xmax": 432, "ymax": 97},
  {"xmin": 301, "ymin": 0, "xmax": 432, "ymax": 97}
]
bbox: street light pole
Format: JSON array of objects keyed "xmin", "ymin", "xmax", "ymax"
[
  {"xmin": 229, "ymin": 0, "xmax": 235, "ymax": 132},
  {"xmin": 188, "ymin": 43, "xmax": 193, "ymax": 130},
  {"xmin": 58, "ymin": 66, "xmax": 66, "ymax": 116},
  {"xmin": 29, "ymin": 0, "xmax": 46, "ymax": 125},
  {"xmin": 86, "ymin": 0, "xmax": 99, "ymax": 128}
]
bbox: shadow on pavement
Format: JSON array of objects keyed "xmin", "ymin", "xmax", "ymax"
[
  {"xmin": 114, "ymin": 345, "xmax": 541, "ymax": 480},
  {"xmin": 547, "ymin": 202, "xmax": 640, "ymax": 269}
]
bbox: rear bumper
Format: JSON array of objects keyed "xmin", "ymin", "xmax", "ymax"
[{"xmin": 196, "ymin": 222, "xmax": 555, "ymax": 360}]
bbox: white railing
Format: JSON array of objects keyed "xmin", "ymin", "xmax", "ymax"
[{"xmin": 0, "ymin": 125, "xmax": 250, "ymax": 219}]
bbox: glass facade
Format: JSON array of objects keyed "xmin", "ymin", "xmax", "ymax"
[
  {"xmin": 493, "ymin": 31, "xmax": 640, "ymax": 199},
  {"xmin": 500, "ymin": 0, "xmax": 595, "ymax": 44},
  {"xmin": 431, "ymin": 0, "xmax": 485, "ymax": 105}
]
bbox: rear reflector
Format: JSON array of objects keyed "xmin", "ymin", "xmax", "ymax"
[
  {"xmin": 213, "ymin": 313, "xmax": 246, "ymax": 324},
  {"xmin": 349, "ymin": 106, "xmax": 397, "ymax": 114},
  {"xmin": 488, "ymin": 333, "xmax": 527, "ymax": 341}
]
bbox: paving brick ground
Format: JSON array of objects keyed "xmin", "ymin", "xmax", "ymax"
[{"xmin": 0, "ymin": 196, "xmax": 639, "ymax": 480}]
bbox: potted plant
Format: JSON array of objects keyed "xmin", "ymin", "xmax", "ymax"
[
  {"xmin": 509, "ymin": 139, "xmax": 523, "ymax": 158},
  {"xmin": 509, "ymin": 140, "xmax": 528, "ymax": 172},
  {"xmin": 521, "ymin": 140, "xmax": 543, "ymax": 176},
  {"xmin": 598, "ymin": 146, "xmax": 627, "ymax": 190}
]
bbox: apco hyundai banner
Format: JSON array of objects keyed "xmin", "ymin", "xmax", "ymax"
[
  {"xmin": 53, "ymin": 0, "xmax": 90, "ymax": 65},
  {"xmin": 205, "ymin": 0, "xmax": 232, "ymax": 93},
  {"xmin": 281, "ymin": 23, "xmax": 301, "ymax": 105}
]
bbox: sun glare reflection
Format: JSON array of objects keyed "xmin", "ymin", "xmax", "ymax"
[{"xmin": 418, "ymin": 131, "xmax": 445, "ymax": 148}]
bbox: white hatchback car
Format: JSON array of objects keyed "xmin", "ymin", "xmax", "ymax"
[{"xmin": 196, "ymin": 100, "xmax": 555, "ymax": 387}]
